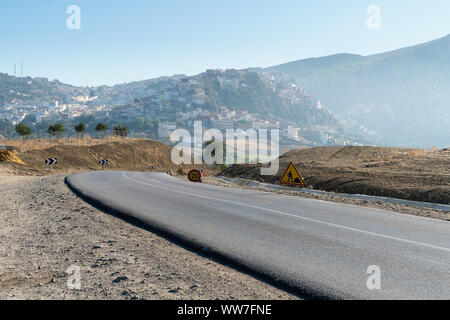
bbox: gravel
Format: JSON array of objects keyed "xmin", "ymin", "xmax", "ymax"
[{"xmin": 0, "ymin": 172, "xmax": 296, "ymax": 300}]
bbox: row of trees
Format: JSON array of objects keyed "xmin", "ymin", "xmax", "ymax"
[{"xmin": 15, "ymin": 122, "xmax": 128, "ymax": 140}]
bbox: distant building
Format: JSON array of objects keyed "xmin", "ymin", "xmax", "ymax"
[
  {"xmin": 287, "ymin": 126, "xmax": 299, "ymax": 140},
  {"xmin": 252, "ymin": 121, "xmax": 271, "ymax": 130},
  {"xmin": 299, "ymin": 129, "xmax": 320, "ymax": 142},
  {"xmin": 210, "ymin": 119, "xmax": 234, "ymax": 130}
]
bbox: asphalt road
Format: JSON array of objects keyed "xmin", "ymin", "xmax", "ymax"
[{"xmin": 66, "ymin": 172, "xmax": 450, "ymax": 300}]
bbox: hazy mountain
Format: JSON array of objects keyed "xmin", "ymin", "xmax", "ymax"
[{"xmin": 268, "ymin": 35, "xmax": 450, "ymax": 148}]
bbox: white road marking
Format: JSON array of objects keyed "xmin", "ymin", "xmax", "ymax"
[{"xmin": 122, "ymin": 173, "xmax": 450, "ymax": 253}]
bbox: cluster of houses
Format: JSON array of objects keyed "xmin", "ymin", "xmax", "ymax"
[
  {"xmin": 0, "ymin": 69, "xmax": 355, "ymax": 146},
  {"xmin": 0, "ymin": 97, "xmax": 112, "ymax": 126}
]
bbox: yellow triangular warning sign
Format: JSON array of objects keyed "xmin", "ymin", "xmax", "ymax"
[{"xmin": 280, "ymin": 162, "xmax": 306, "ymax": 187}]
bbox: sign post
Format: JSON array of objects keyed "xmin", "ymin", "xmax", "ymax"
[
  {"xmin": 280, "ymin": 162, "xmax": 306, "ymax": 187},
  {"xmin": 188, "ymin": 169, "xmax": 202, "ymax": 183},
  {"xmin": 99, "ymin": 160, "xmax": 108, "ymax": 171},
  {"xmin": 45, "ymin": 158, "xmax": 58, "ymax": 173}
]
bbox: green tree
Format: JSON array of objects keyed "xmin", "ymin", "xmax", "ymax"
[
  {"xmin": 74, "ymin": 122, "xmax": 86, "ymax": 140},
  {"xmin": 95, "ymin": 122, "xmax": 108, "ymax": 138},
  {"xmin": 47, "ymin": 123, "xmax": 64, "ymax": 140},
  {"xmin": 15, "ymin": 123, "xmax": 32, "ymax": 140},
  {"xmin": 121, "ymin": 125, "xmax": 128, "ymax": 138},
  {"xmin": 114, "ymin": 125, "xmax": 128, "ymax": 139}
]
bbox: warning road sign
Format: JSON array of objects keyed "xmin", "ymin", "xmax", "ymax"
[
  {"xmin": 45, "ymin": 158, "xmax": 57, "ymax": 173},
  {"xmin": 45, "ymin": 158, "xmax": 57, "ymax": 165},
  {"xmin": 280, "ymin": 162, "xmax": 306, "ymax": 187},
  {"xmin": 188, "ymin": 169, "xmax": 202, "ymax": 183},
  {"xmin": 99, "ymin": 160, "xmax": 108, "ymax": 171}
]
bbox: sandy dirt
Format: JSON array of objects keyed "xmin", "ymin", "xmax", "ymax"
[
  {"xmin": 0, "ymin": 172, "xmax": 296, "ymax": 300},
  {"xmin": 0, "ymin": 167, "xmax": 27, "ymax": 184}
]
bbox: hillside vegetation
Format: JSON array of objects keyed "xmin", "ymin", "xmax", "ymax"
[
  {"xmin": 193, "ymin": 71, "xmax": 338, "ymax": 127},
  {"xmin": 0, "ymin": 73, "xmax": 76, "ymax": 106}
]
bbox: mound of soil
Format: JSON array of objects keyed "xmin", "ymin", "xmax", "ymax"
[
  {"xmin": 220, "ymin": 146, "xmax": 450, "ymax": 204},
  {"xmin": 0, "ymin": 150, "xmax": 25, "ymax": 165},
  {"xmin": 5, "ymin": 139, "xmax": 211, "ymax": 175}
]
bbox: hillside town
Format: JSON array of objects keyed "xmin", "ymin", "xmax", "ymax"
[{"xmin": 0, "ymin": 69, "xmax": 364, "ymax": 146}]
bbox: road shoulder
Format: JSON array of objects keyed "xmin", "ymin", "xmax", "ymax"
[
  {"xmin": 0, "ymin": 173, "xmax": 296, "ymax": 300},
  {"xmin": 202, "ymin": 176, "xmax": 449, "ymax": 221}
]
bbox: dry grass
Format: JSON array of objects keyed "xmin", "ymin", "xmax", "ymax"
[
  {"xmin": 4, "ymin": 136, "xmax": 146, "ymax": 153},
  {"xmin": 408, "ymin": 148, "xmax": 426, "ymax": 157},
  {"xmin": 408, "ymin": 147, "xmax": 440, "ymax": 157},
  {"xmin": 2, "ymin": 139, "xmax": 214, "ymax": 177}
]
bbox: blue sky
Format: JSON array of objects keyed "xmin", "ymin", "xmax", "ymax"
[{"xmin": 1, "ymin": 0, "xmax": 449, "ymax": 86}]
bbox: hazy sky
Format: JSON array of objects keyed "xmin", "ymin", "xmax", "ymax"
[{"xmin": 1, "ymin": 0, "xmax": 449, "ymax": 86}]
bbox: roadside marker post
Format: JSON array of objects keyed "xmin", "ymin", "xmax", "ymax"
[
  {"xmin": 99, "ymin": 160, "xmax": 108, "ymax": 171},
  {"xmin": 188, "ymin": 169, "xmax": 202, "ymax": 183},
  {"xmin": 280, "ymin": 162, "xmax": 306, "ymax": 187},
  {"xmin": 45, "ymin": 158, "xmax": 57, "ymax": 173}
]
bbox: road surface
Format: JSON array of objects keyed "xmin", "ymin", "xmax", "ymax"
[{"xmin": 66, "ymin": 172, "xmax": 450, "ymax": 300}]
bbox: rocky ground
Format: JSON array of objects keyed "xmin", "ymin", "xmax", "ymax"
[{"xmin": 0, "ymin": 169, "xmax": 295, "ymax": 300}]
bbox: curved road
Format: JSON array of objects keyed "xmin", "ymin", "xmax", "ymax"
[{"xmin": 66, "ymin": 172, "xmax": 450, "ymax": 300}]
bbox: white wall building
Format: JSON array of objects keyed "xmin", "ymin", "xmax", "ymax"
[{"xmin": 288, "ymin": 126, "xmax": 299, "ymax": 140}]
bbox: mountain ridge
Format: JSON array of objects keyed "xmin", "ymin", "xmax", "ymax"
[{"xmin": 268, "ymin": 34, "xmax": 450, "ymax": 148}]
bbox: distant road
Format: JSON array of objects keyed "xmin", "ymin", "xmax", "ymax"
[{"xmin": 66, "ymin": 172, "xmax": 450, "ymax": 300}]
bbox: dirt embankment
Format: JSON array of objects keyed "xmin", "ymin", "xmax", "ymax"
[
  {"xmin": 1, "ymin": 139, "xmax": 212, "ymax": 175},
  {"xmin": 220, "ymin": 146, "xmax": 450, "ymax": 205}
]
